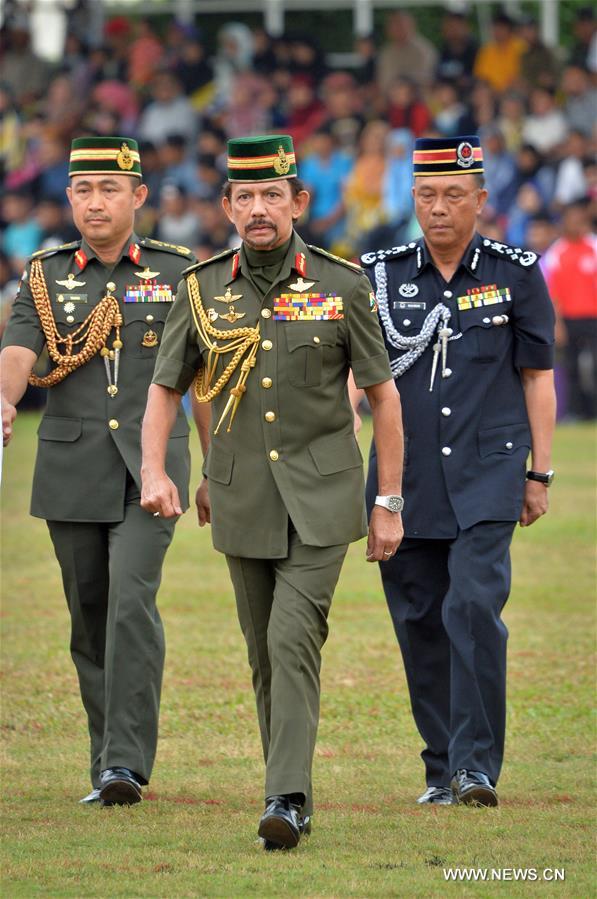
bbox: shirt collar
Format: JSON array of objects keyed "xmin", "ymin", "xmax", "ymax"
[
  {"xmin": 416, "ymin": 232, "xmax": 483, "ymax": 281},
  {"xmin": 79, "ymin": 233, "xmax": 139, "ymax": 266},
  {"xmin": 228, "ymin": 230, "xmax": 320, "ymax": 286}
]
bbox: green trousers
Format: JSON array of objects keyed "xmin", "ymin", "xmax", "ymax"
[
  {"xmin": 226, "ymin": 529, "xmax": 347, "ymax": 816},
  {"xmin": 47, "ymin": 478, "xmax": 175, "ymax": 788}
]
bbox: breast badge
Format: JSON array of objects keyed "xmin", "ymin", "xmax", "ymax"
[
  {"xmin": 398, "ymin": 283, "xmax": 419, "ymax": 298},
  {"xmin": 213, "ymin": 287, "xmax": 243, "ymax": 304},
  {"xmin": 142, "ymin": 329, "xmax": 159, "ymax": 347},
  {"xmin": 56, "ymin": 273, "xmax": 85, "ymax": 290},
  {"xmin": 288, "ymin": 277, "xmax": 315, "ymax": 292}
]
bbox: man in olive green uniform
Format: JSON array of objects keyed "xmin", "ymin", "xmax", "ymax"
[
  {"xmin": 140, "ymin": 135, "xmax": 403, "ymax": 849},
  {"xmin": 1, "ymin": 137, "xmax": 193, "ymax": 805}
]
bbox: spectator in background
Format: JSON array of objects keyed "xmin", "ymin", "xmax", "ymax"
[
  {"xmin": 320, "ymin": 72, "xmax": 365, "ymax": 156},
  {"xmin": 518, "ymin": 15, "xmax": 561, "ymax": 90},
  {"xmin": 513, "ymin": 144, "xmax": 555, "ymax": 208},
  {"xmin": 194, "ymin": 154, "xmax": 225, "ymax": 200},
  {"xmin": 385, "ymin": 78, "xmax": 431, "ymax": 137},
  {"xmin": 156, "ymin": 184, "xmax": 201, "ymax": 249},
  {"xmin": 213, "ymin": 22, "xmax": 254, "ymax": 105},
  {"xmin": 252, "ymin": 28, "xmax": 278, "ymax": 77},
  {"xmin": 0, "ymin": 83, "xmax": 22, "ymax": 178},
  {"xmin": 35, "ymin": 133, "xmax": 70, "ymax": 205},
  {"xmin": 300, "ymin": 128, "xmax": 353, "ymax": 249},
  {"xmin": 173, "ymin": 29, "xmax": 214, "ymax": 110},
  {"xmin": 481, "ymin": 125, "xmax": 518, "ymax": 216},
  {"xmin": 158, "ymin": 135, "xmax": 197, "ymax": 195},
  {"xmin": 43, "ymin": 74, "xmax": 83, "ymax": 141},
  {"xmin": 36, "ymin": 198, "xmax": 77, "ymax": 250},
  {"xmin": 224, "ymin": 72, "xmax": 274, "ymax": 138},
  {"xmin": 128, "ymin": 18, "xmax": 164, "ymax": 88},
  {"xmin": 561, "ymin": 64, "xmax": 597, "ymax": 138},
  {"xmin": 469, "ymin": 79, "xmax": 498, "ymax": 129},
  {"xmin": 554, "ymin": 131, "xmax": 590, "ymax": 207},
  {"xmin": 505, "ymin": 181, "xmax": 545, "ymax": 247},
  {"xmin": 193, "ymin": 195, "xmax": 234, "ymax": 258},
  {"xmin": 2, "ymin": 189, "xmax": 42, "ymax": 272},
  {"xmin": 137, "ymin": 72, "xmax": 196, "ymax": 146},
  {"xmin": 497, "ymin": 92, "xmax": 526, "ymax": 152},
  {"xmin": 284, "ymin": 75, "xmax": 326, "ymax": 147},
  {"xmin": 526, "ymin": 213, "xmax": 558, "ymax": 276},
  {"xmin": 91, "ymin": 80, "xmax": 140, "ymax": 135},
  {"xmin": 382, "ymin": 128, "xmax": 415, "ymax": 230},
  {"xmin": 353, "ymin": 35, "xmax": 377, "ymax": 89},
  {"xmin": 343, "ymin": 119, "xmax": 390, "ymax": 254},
  {"xmin": 377, "ymin": 11, "xmax": 438, "ymax": 92},
  {"xmin": 546, "ymin": 201, "xmax": 597, "ymax": 421},
  {"xmin": 473, "ymin": 12, "xmax": 525, "ymax": 94},
  {"xmin": 288, "ymin": 35, "xmax": 328, "ymax": 86},
  {"xmin": 436, "ymin": 9, "xmax": 478, "ymax": 88},
  {"xmin": 431, "ymin": 80, "xmax": 476, "ymax": 137},
  {"xmin": 568, "ymin": 6, "xmax": 596, "ymax": 71},
  {"xmin": 102, "ymin": 17, "xmax": 131, "ymax": 83},
  {"xmin": 522, "ymin": 86, "xmax": 569, "ymax": 156},
  {"xmin": 1, "ymin": 17, "xmax": 52, "ymax": 106}
]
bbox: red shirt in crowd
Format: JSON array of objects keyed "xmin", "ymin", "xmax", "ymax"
[{"xmin": 546, "ymin": 235, "xmax": 597, "ymax": 319}]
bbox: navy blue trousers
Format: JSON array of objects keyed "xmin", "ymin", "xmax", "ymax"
[{"xmin": 379, "ymin": 521, "xmax": 516, "ymax": 787}]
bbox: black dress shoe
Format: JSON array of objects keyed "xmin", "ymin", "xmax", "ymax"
[
  {"xmin": 417, "ymin": 786, "xmax": 454, "ymax": 805},
  {"xmin": 258, "ymin": 796, "xmax": 302, "ymax": 850},
  {"xmin": 451, "ymin": 769, "xmax": 498, "ymax": 807},
  {"xmin": 99, "ymin": 768, "xmax": 143, "ymax": 806}
]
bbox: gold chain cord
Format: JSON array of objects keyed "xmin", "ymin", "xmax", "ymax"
[
  {"xmin": 28, "ymin": 258, "xmax": 122, "ymax": 387},
  {"xmin": 187, "ymin": 271, "xmax": 260, "ymax": 433}
]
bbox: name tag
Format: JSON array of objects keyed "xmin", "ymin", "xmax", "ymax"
[
  {"xmin": 124, "ymin": 285, "xmax": 174, "ymax": 303},
  {"xmin": 57, "ymin": 293, "xmax": 87, "ymax": 304},
  {"xmin": 393, "ymin": 301, "xmax": 426, "ymax": 311},
  {"xmin": 274, "ymin": 293, "xmax": 344, "ymax": 321}
]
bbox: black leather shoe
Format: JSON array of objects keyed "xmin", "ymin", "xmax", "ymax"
[
  {"xmin": 417, "ymin": 786, "xmax": 454, "ymax": 805},
  {"xmin": 451, "ymin": 769, "xmax": 498, "ymax": 807},
  {"xmin": 258, "ymin": 796, "xmax": 302, "ymax": 850},
  {"xmin": 79, "ymin": 788, "xmax": 101, "ymax": 804},
  {"xmin": 99, "ymin": 768, "xmax": 143, "ymax": 806}
]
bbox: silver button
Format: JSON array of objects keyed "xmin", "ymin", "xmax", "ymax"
[
  {"xmin": 505, "ymin": 441, "xmax": 513, "ymax": 449},
  {"xmin": 66, "ymin": 315, "xmax": 74, "ymax": 324},
  {"xmin": 442, "ymin": 446, "xmax": 452, "ymax": 456},
  {"xmin": 402, "ymin": 318, "xmax": 411, "ymax": 327},
  {"xmin": 443, "ymin": 290, "xmax": 453, "ymax": 298},
  {"xmin": 483, "ymin": 317, "xmax": 491, "ymax": 324},
  {"xmin": 261, "ymin": 308, "xmax": 272, "ymax": 319},
  {"xmin": 441, "ymin": 407, "xmax": 451, "ymax": 416},
  {"xmin": 492, "ymin": 314, "xmax": 508, "ymax": 326},
  {"xmin": 443, "ymin": 368, "xmax": 452, "ymax": 377}
]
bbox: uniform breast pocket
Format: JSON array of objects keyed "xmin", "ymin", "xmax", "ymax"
[
  {"xmin": 122, "ymin": 304, "xmax": 170, "ymax": 359},
  {"xmin": 284, "ymin": 322, "xmax": 338, "ymax": 388},
  {"xmin": 458, "ymin": 305, "xmax": 511, "ymax": 362},
  {"xmin": 52, "ymin": 296, "xmax": 90, "ymax": 330}
]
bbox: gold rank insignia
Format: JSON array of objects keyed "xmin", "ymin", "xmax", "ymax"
[
  {"xmin": 135, "ymin": 267, "xmax": 160, "ymax": 281},
  {"xmin": 56, "ymin": 273, "xmax": 86, "ymax": 290},
  {"xmin": 288, "ymin": 276, "xmax": 315, "ymax": 293},
  {"xmin": 214, "ymin": 287, "xmax": 243, "ymax": 304},
  {"xmin": 142, "ymin": 330, "xmax": 159, "ymax": 347}
]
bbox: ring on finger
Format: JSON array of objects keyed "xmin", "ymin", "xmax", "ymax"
[
  {"xmin": 383, "ymin": 550, "xmax": 393, "ymax": 557},
  {"xmin": 153, "ymin": 512, "xmax": 160, "ymax": 518}
]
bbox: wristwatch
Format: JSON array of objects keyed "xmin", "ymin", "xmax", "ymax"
[
  {"xmin": 375, "ymin": 494, "xmax": 404, "ymax": 513},
  {"xmin": 526, "ymin": 469, "xmax": 555, "ymax": 486}
]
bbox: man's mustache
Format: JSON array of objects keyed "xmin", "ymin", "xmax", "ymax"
[{"xmin": 247, "ymin": 220, "xmax": 276, "ymax": 230}]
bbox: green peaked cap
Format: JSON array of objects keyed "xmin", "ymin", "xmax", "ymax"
[
  {"xmin": 69, "ymin": 136, "xmax": 142, "ymax": 177},
  {"xmin": 227, "ymin": 134, "xmax": 297, "ymax": 182}
]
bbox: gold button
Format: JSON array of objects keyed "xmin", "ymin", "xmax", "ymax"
[
  {"xmin": 261, "ymin": 308, "xmax": 272, "ymax": 319},
  {"xmin": 313, "ymin": 336, "xmax": 320, "ymax": 344},
  {"xmin": 269, "ymin": 450, "xmax": 279, "ymax": 461},
  {"xmin": 106, "ymin": 281, "xmax": 116, "ymax": 291},
  {"xmin": 261, "ymin": 377, "xmax": 272, "ymax": 389},
  {"xmin": 265, "ymin": 411, "xmax": 276, "ymax": 422},
  {"xmin": 145, "ymin": 314, "xmax": 154, "ymax": 323},
  {"xmin": 108, "ymin": 419, "xmax": 119, "ymax": 430},
  {"xmin": 66, "ymin": 315, "xmax": 74, "ymax": 324},
  {"xmin": 262, "ymin": 339, "xmax": 273, "ymax": 351}
]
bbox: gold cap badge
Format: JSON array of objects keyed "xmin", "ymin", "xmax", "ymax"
[
  {"xmin": 273, "ymin": 146, "xmax": 290, "ymax": 176},
  {"xmin": 117, "ymin": 142, "xmax": 134, "ymax": 171}
]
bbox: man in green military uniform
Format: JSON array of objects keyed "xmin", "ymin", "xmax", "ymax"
[
  {"xmin": 1, "ymin": 137, "xmax": 194, "ymax": 805},
  {"xmin": 140, "ymin": 135, "xmax": 404, "ymax": 849}
]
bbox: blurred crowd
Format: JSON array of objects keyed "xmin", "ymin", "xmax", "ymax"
[{"xmin": 1, "ymin": 5, "xmax": 596, "ymax": 418}]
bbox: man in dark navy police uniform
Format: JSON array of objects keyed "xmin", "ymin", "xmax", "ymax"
[{"xmin": 356, "ymin": 135, "xmax": 556, "ymax": 807}]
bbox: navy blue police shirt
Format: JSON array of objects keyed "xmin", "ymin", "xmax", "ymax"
[{"xmin": 362, "ymin": 233, "xmax": 555, "ymax": 539}]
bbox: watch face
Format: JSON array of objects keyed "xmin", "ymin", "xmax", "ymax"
[{"xmin": 388, "ymin": 495, "xmax": 404, "ymax": 513}]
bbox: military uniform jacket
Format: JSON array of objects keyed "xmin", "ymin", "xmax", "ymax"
[
  {"xmin": 153, "ymin": 231, "xmax": 392, "ymax": 558},
  {"xmin": 2, "ymin": 235, "xmax": 194, "ymax": 522},
  {"xmin": 362, "ymin": 234, "xmax": 555, "ymax": 539}
]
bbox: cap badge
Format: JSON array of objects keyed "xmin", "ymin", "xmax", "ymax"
[
  {"xmin": 273, "ymin": 145, "xmax": 291, "ymax": 176},
  {"xmin": 117, "ymin": 142, "xmax": 134, "ymax": 171},
  {"xmin": 456, "ymin": 141, "xmax": 475, "ymax": 169},
  {"xmin": 398, "ymin": 283, "xmax": 419, "ymax": 298}
]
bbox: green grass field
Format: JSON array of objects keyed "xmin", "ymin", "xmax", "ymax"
[{"xmin": 1, "ymin": 413, "xmax": 595, "ymax": 898}]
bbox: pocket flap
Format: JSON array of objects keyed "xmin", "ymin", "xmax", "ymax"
[
  {"xmin": 205, "ymin": 446, "xmax": 234, "ymax": 485},
  {"xmin": 37, "ymin": 416, "xmax": 82, "ymax": 442},
  {"xmin": 478, "ymin": 422, "xmax": 531, "ymax": 458},
  {"xmin": 459, "ymin": 305, "xmax": 509, "ymax": 332},
  {"xmin": 309, "ymin": 432, "xmax": 363, "ymax": 475},
  {"xmin": 285, "ymin": 322, "xmax": 338, "ymax": 352},
  {"xmin": 123, "ymin": 304, "xmax": 169, "ymax": 324}
]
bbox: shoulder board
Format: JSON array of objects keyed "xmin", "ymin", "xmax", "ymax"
[
  {"xmin": 360, "ymin": 242, "xmax": 418, "ymax": 267},
  {"xmin": 182, "ymin": 247, "xmax": 236, "ymax": 277},
  {"xmin": 308, "ymin": 245, "xmax": 363, "ymax": 273},
  {"xmin": 140, "ymin": 238, "xmax": 195, "ymax": 258},
  {"xmin": 30, "ymin": 241, "xmax": 80, "ymax": 261},
  {"xmin": 481, "ymin": 238, "xmax": 538, "ymax": 268}
]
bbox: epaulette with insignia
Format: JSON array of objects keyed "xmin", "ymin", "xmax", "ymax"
[
  {"xmin": 360, "ymin": 242, "xmax": 418, "ymax": 266},
  {"xmin": 308, "ymin": 245, "xmax": 363, "ymax": 273},
  {"xmin": 140, "ymin": 238, "xmax": 194, "ymax": 258},
  {"xmin": 182, "ymin": 247, "xmax": 237, "ymax": 277},
  {"xmin": 481, "ymin": 238, "xmax": 538, "ymax": 268},
  {"xmin": 30, "ymin": 241, "xmax": 80, "ymax": 261}
]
